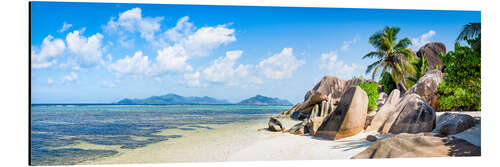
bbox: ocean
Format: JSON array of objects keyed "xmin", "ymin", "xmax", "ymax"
[{"xmin": 30, "ymin": 104, "xmax": 290, "ymax": 165}]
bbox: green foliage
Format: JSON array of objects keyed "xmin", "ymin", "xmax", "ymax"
[
  {"xmin": 379, "ymin": 72, "xmax": 397, "ymax": 94},
  {"xmin": 357, "ymin": 81, "xmax": 380, "ymax": 112},
  {"xmin": 407, "ymin": 53, "xmax": 428, "ymax": 88},
  {"xmin": 362, "ymin": 26, "xmax": 415, "ymax": 91},
  {"xmin": 437, "ymin": 40, "xmax": 481, "ymax": 111}
]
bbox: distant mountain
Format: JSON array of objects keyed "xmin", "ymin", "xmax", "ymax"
[
  {"xmin": 238, "ymin": 95, "xmax": 293, "ymax": 106},
  {"xmin": 116, "ymin": 93, "xmax": 230, "ymax": 105}
]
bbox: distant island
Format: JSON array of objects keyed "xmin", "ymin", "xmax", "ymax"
[
  {"xmin": 116, "ymin": 93, "xmax": 292, "ymax": 106},
  {"xmin": 238, "ymin": 95, "xmax": 293, "ymax": 106},
  {"xmin": 116, "ymin": 93, "xmax": 230, "ymax": 105}
]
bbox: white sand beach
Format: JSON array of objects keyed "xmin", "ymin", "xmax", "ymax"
[{"xmin": 80, "ymin": 112, "xmax": 480, "ymax": 165}]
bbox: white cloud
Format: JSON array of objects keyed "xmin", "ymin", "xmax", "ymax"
[
  {"xmin": 152, "ymin": 45, "xmax": 192, "ymax": 73},
  {"xmin": 180, "ymin": 24, "xmax": 236, "ymax": 57},
  {"xmin": 203, "ymin": 50, "xmax": 262, "ymax": 86},
  {"xmin": 109, "ymin": 51, "xmax": 151, "ymax": 76},
  {"xmin": 47, "ymin": 78, "xmax": 54, "ymax": 84},
  {"xmin": 164, "ymin": 16, "xmax": 194, "ymax": 42},
  {"xmin": 63, "ymin": 72, "xmax": 78, "ymax": 83},
  {"xmin": 183, "ymin": 72, "xmax": 201, "ymax": 87},
  {"xmin": 58, "ymin": 22, "xmax": 73, "ymax": 32},
  {"xmin": 65, "ymin": 30, "xmax": 104, "ymax": 67},
  {"xmin": 102, "ymin": 10, "xmax": 237, "ymax": 87},
  {"xmin": 341, "ymin": 35, "xmax": 359, "ymax": 52},
  {"xmin": 104, "ymin": 7, "xmax": 164, "ymax": 46},
  {"xmin": 150, "ymin": 20, "xmax": 235, "ymax": 75},
  {"xmin": 256, "ymin": 48, "xmax": 305, "ymax": 80},
  {"xmin": 412, "ymin": 30, "xmax": 436, "ymax": 47},
  {"xmin": 203, "ymin": 50, "xmax": 242, "ymax": 84},
  {"xmin": 319, "ymin": 51, "xmax": 359, "ymax": 80},
  {"xmin": 31, "ymin": 35, "xmax": 66, "ymax": 68}
]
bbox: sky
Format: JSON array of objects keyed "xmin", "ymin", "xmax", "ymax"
[{"xmin": 30, "ymin": 2, "xmax": 480, "ymax": 104}]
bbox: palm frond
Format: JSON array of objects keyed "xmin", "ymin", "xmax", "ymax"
[
  {"xmin": 395, "ymin": 37, "xmax": 412, "ymax": 50},
  {"xmin": 365, "ymin": 60, "xmax": 382, "ymax": 74},
  {"xmin": 457, "ymin": 23, "xmax": 481, "ymax": 41},
  {"xmin": 362, "ymin": 51, "xmax": 384, "ymax": 59},
  {"xmin": 371, "ymin": 64, "xmax": 382, "ymax": 80}
]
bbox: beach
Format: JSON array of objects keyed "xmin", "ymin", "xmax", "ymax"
[
  {"xmin": 81, "ymin": 117, "xmax": 382, "ymax": 164},
  {"xmin": 80, "ymin": 111, "xmax": 480, "ymax": 165}
]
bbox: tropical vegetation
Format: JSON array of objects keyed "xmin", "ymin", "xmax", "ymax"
[
  {"xmin": 363, "ymin": 26, "xmax": 415, "ymax": 92},
  {"xmin": 407, "ymin": 53, "xmax": 428, "ymax": 88},
  {"xmin": 437, "ymin": 39, "xmax": 481, "ymax": 111},
  {"xmin": 379, "ymin": 72, "xmax": 397, "ymax": 94},
  {"xmin": 357, "ymin": 81, "xmax": 380, "ymax": 113},
  {"xmin": 437, "ymin": 23, "xmax": 481, "ymax": 111}
]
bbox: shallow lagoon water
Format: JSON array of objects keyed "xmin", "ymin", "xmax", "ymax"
[{"xmin": 30, "ymin": 104, "xmax": 289, "ymax": 165}]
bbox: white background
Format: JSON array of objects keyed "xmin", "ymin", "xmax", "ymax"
[{"xmin": 0, "ymin": 0, "xmax": 498, "ymax": 166}]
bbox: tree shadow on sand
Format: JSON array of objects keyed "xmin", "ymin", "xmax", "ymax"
[
  {"xmin": 445, "ymin": 138, "xmax": 481, "ymax": 157},
  {"xmin": 327, "ymin": 140, "xmax": 374, "ymax": 151},
  {"xmin": 310, "ymin": 133, "xmax": 395, "ymax": 151},
  {"xmin": 309, "ymin": 135, "xmax": 374, "ymax": 151}
]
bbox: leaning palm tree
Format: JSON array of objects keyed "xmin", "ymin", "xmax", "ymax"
[
  {"xmin": 363, "ymin": 26, "xmax": 415, "ymax": 92},
  {"xmin": 457, "ymin": 23, "xmax": 481, "ymax": 51}
]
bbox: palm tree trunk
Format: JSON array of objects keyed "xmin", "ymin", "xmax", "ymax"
[
  {"xmin": 400, "ymin": 76, "xmax": 408, "ymax": 92},
  {"xmin": 398, "ymin": 83, "xmax": 407, "ymax": 94},
  {"xmin": 393, "ymin": 79, "xmax": 406, "ymax": 94}
]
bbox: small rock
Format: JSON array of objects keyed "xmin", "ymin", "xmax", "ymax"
[
  {"xmin": 268, "ymin": 117, "xmax": 284, "ymax": 132},
  {"xmin": 366, "ymin": 135, "xmax": 377, "ymax": 142}
]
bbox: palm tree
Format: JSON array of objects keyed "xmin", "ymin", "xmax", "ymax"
[
  {"xmin": 407, "ymin": 53, "xmax": 428, "ymax": 87},
  {"xmin": 363, "ymin": 26, "xmax": 415, "ymax": 92},
  {"xmin": 457, "ymin": 23, "xmax": 480, "ymax": 51}
]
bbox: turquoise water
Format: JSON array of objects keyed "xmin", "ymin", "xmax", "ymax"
[{"xmin": 30, "ymin": 104, "xmax": 290, "ymax": 165}]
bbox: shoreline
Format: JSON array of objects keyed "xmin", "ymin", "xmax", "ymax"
[
  {"xmin": 80, "ymin": 115, "xmax": 295, "ymax": 164},
  {"xmin": 79, "ymin": 116, "xmax": 387, "ymax": 164}
]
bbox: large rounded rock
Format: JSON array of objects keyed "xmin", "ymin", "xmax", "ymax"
[
  {"xmin": 288, "ymin": 121, "xmax": 306, "ymax": 135},
  {"xmin": 352, "ymin": 133, "xmax": 480, "ymax": 158},
  {"xmin": 297, "ymin": 92, "xmax": 327, "ymax": 112},
  {"xmin": 287, "ymin": 76, "xmax": 365, "ymax": 121},
  {"xmin": 305, "ymin": 117, "xmax": 325, "ymax": 136},
  {"xmin": 376, "ymin": 92, "xmax": 388, "ymax": 109},
  {"xmin": 287, "ymin": 75, "xmax": 365, "ymax": 121},
  {"xmin": 381, "ymin": 94, "xmax": 436, "ymax": 134},
  {"xmin": 314, "ymin": 86, "xmax": 368, "ymax": 140},
  {"xmin": 310, "ymin": 93, "xmax": 328, "ymax": 105},
  {"xmin": 404, "ymin": 70, "xmax": 443, "ymax": 103},
  {"xmin": 304, "ymin": 76, "xmax": 364, "ymax": 105},
  {"xmin": 436, "ymin": 112, "xmax": 477, "ymax": 135},
  {"xmin": 268, "ymin": 117, "xmax": 284, "ymax": 132},
  {"xmin": 416, "ymin": 42, "xmax": 446, "ymax": 71},
  {"xmin": 297, "ymin": 105, "xmax": 314, "ymax": 120},
  {"xmin": 365, "ymin": 89, "xmax": 400, "ymax": 132},
  {"xmin": 279, "ymin": 102, "xmax": 302, "ymax": 119}
]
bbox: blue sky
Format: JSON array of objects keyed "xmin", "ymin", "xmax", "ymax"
[{"xmin": 30, "ymin": 2, "xmax": 480, "ymax": 104}]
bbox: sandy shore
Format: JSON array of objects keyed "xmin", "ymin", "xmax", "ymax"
[{"xmin": 81, "ymin": 112, "xmax": 480, "ymax": 165}]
